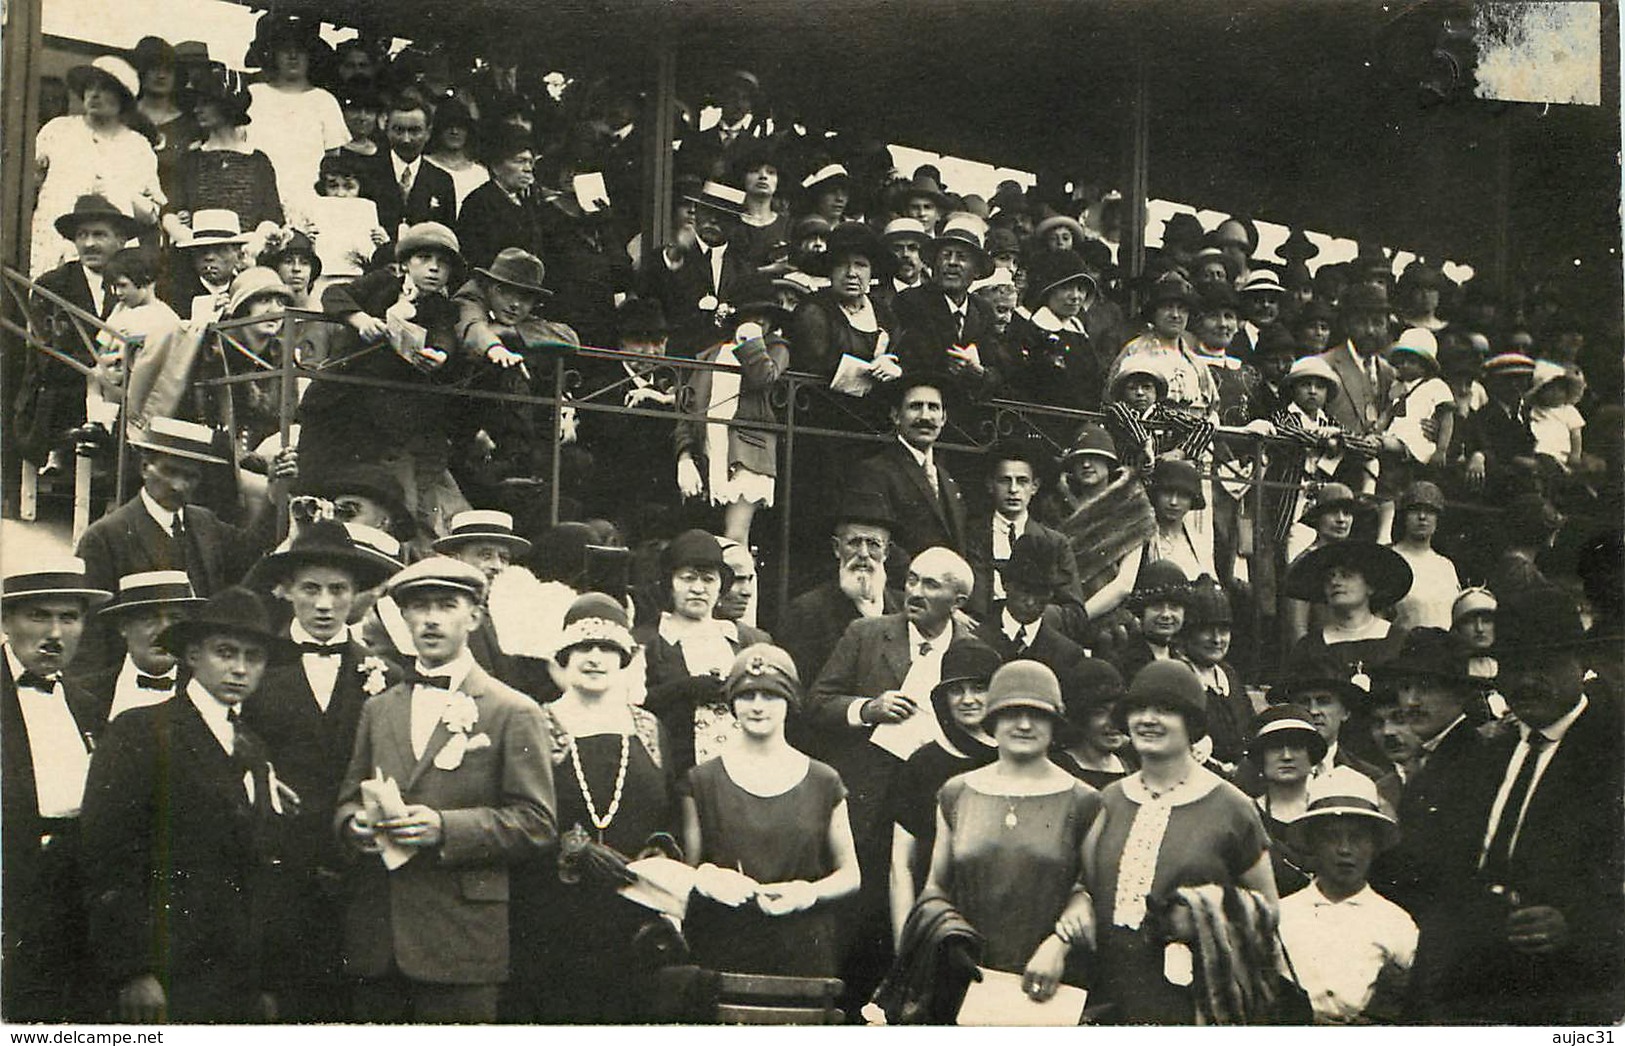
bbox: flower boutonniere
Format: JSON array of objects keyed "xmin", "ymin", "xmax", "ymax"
[
  {"xmin": 434, "ymin": 691, "xmax": 481, "ymax": 771},
  {"xmin": 359, "ymin": 656, "xmax": 389, "ymax": 696}
]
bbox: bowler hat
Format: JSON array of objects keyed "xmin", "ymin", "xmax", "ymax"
[
  {"xmin": 831, "ymin": 490, "xmax": 897, "ymax": 533},
  {"xmin": 158, "ymin": 586, "xmax": 296, "ymax": 659},
  {"xmin": 1115, "ymin": 660, "xmax": 1208, "ymax": 742},
  {"xmin": 433, "ymin": 509, "xmax": 534, "ymax": 556},
  {"xmin": 2, "ymin": 557, "xmax": 112, "ymax": 607},
  {"xmin": 983, "ymin": 660, "xmax": 1066, "ymax": 725},
  {"xmin": 1246, "ymin": 703, "xmax": 1328, "ymax": 765},
  {"xmin": 726, "ymin": 643, "xmax": 801, "ymax": 710},
  {"xmin": 97, "ymin": 570, "xmax": 205, "ymax": 618},
  {"xmin": 1284, "ymin": 542, "xmax": 1413, "ymax": 609},
  {"xmin": 398, "ymin": 222, "xmax": 466, "ymax": 269},
  {"xmin": 1373, "ymin": 626, "xmax": 1482, "ymax": 692},
  {"xmin": 54, "ymin": 195, "xmax": 139, "ymax": 242},
  {"xmin": 1149, "ymin": 458, "xmax": 1206, "ymax": 510},
  {"xmin": 1281, "ymin": 767, "xmax": 1400, "ymax": 852}
]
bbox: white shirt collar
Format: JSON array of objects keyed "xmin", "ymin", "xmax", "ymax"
[
  {"xmin": 994, "ymin": 511, "xmax": 1028, "ymax": 535},
  {"xmin": 943, "ymin": 293, "xmax": 968, "ymax": 317},
  {"xmin": 897, "ymin": 436, "xmax": 932, "ymax": 470},
  {"xmin": 413, "ymin": 649, "xmax": 477, "ymax": 693},
  {"xmin": 290, "ymin": 619, "xmax": 349, "ymax": 648},
  {"xmin": 186, "ymin": 677, "xmax": 238, "ymax": 752},
  {"xmin": 893, "ymin": 275, "xmax": 921, "ymax": 293},
  {"xmin": 1031, "ymin": 305, "xmax": 1084, "ymax": 334},
  {"xmin": 1308, "ymin": 881, "xmax": 1377, "ymax": 907},
  {"xmin": 140, "ymin": 488, "xmax": 180, "ymax": 531},
  {"xmin": 1525, "ymin": 694, "xmax": 1587, "ymax": 745},
  {"xmin": 391, "ymin": 152, "xmax": 419, "ymax": 180},
  {"xmin": 1001, "ymin": 608, "xmax": 1042, "ymax": 644},
  {"xmin": 907, "ymin": 620, "xmax": 949, "ymax": 656}
]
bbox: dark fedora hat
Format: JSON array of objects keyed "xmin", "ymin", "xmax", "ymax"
[
  {"xmin": 475, "ymin": 247, "xmax": 550, "ymax": 296},
  {"xmin": 830, "ymin": 489, "xmax": 897, "ymax": 533},
  {"xmin": 158, "ymin": 586, "xmax": 297, "ymax": 659},
  {"xmin": 1339, "ymin": 282, "xmax": 1390, "ymax": 315},
  {"xmin": 1003, "ymin": 533, "xmax": 1065, "ymax": 594},
  {"xmin": 98, "ymin": 570, "xmax": 206, "ymax": 618},
  {"xmin": 251, "ymin": 518, "xmax": 403, "ymax": 591},
  {"xmin": 1493, "ymin": 584, "xmax": 1591, "ymax": 659},
  {"xmin": 616, "ymin": 296, "xmax": 669, "ymax": 338},
  {"xmin": 1284, "ymin": 541, "xmax": 1413, "ymax": 609},
  {"xmin": 1160, "ymin": 212, "xmax": 1206, "ymax": 252},
  {"xmin": 1373, "ymin": 626, "xmax": 1483, "ymax": 692},
  {"xmin": 1276, "ymin": 667, "xmax": 1371, "ymax": 711},
  {"xmin": 54, "ymin": 194, "xmax": 139, "ymax": 242}
]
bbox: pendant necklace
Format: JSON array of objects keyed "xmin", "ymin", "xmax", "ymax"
[
  {"xmin": 1004, "ymin": 798, "xmax": 1020, "ymax": 830},
  {"xmin": 570, "ymin": 731, "xmax": 630, "ymax": 843}
]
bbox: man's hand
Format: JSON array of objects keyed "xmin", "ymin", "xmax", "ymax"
[
  {"xmin": 350, "ymin": 313, "xmax": 389, "ymax": 343},
  {"xmin": 1506, "ymin": 905, "xmax": 1569, "ymax": 955},
  {"xmin": 868, "ymin": 354, "xmax": 903, "ymax": 382},
  {"xmin": 485, "ymin": 343, "xmax": 525, "ymax": 369},
  {"xmin": 626, "ymin": 385, "xmax": 675, "ymax": 409},
  {"xmin": 380, "ymin": 804, "xmax": 443, "ymax": 849},
  {"xmin": 1466, "ymin": 453, "xmax": 1487, "ymax": 490},
  {"xmin": 410, "ymin": 346, "xmax": 449, "ymax": 373},
  {"xmin": 861, "ymin": 691, "xmax": 918, "ymax": 724},
  {"xmin": 118, "ymin": 974, "xmax": 166, "ymax": 1023},
  {"xmin": 346, "ymin": 810, "xmax": 383, "ymax": 853},
  {"xmin": 270, "ymin": 446, "xmax": 299, "ymax": 481},
  {"xmin": 1420, "ymin": 415, "xmax": 1441, "ymax": 442},
  {"xmin": 369, "ymin": 226, "xmax": 390, "ymax": 248},
  {"xmin": 946, "ymin": 342, "xmax": 984, "ymax": 376}
]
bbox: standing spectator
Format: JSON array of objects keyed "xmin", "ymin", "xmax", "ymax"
[
  {"xmin": 788, "ymin": 221, "xmax": 899, "ymax": 386},
  {"xmin": 1006, "ymin": 249, "xmax": 1103, "ymax": 409},
  {"xmin": 1316, "ymin": 283, "xmax": 1393, "ymax": 462},
  {"xmin": 1525, "ymin": 360, "xmax": 1585, "ymax": 471},
  {"xmin": 162, "ymin": 208, "xmax": 250, "ymax": 323},
  {"xmin": 681, "ymin": 644, "xmax": 861, "ymax": 977},
  {"xmin": 1040, "ymin": 424, "xmax": 1156, "ymax": 625},
  {"xmin": 131, "ymin": 37, "xmax": 200, "ymax": 201},
  {"xmin": 30, "ymin": 56, "xmax": 162, "ymax": 277},
  {"xmin": 70, "ymin": 570, "xmax": 201, "ymax": 725},
  {"xmin": 81, "ymin": 587, "xmax": 295, "ymax": 1021},
  {"xmin": 1488, "ymin": 493, "xmax": 1561, "ymax": 598},
  {"xmin": 729, "ymin": 141, "xmax": 789, "ymax": 270},
  {"xmin": 1052, "ymin": 657, "xmax": 1133, "ymax": 790},
  {"xmin": 165, "ymin": 66, "xmax": 284, "ymax": 245},
  {"xmin": 1452, "ymin": 587, "xmax": 1499, "ymax": 683},
  {"xmin": 918, "ymin": 661, "xmax": 1101, "ymax": 1001},
  {"xmin": 364, "ymin": 96, "xmax": 458, "ymax": 240},
  {"xmin": 1247, "ymin": 704, "xmax": 1325, "ymax": 897},
  {"xmin": 335, "ymin": 557, "xmax": 556, "ymax": 1023},
  {"xmin": 1102, "ymin": 360, "xmax": 1215, "ymax": 476},
  {"xmin": 1386, "ymin": 481, "xmax": 1461, "ymax": 631},
  {"xmin": 1270, "ymin": 672, "xmax": 1387, "ymax": 784},
  {"xmin": 645, "ymin": 180, "xmax": 754, "ymax": 355},
  {"xmin": 244, "ymin": 15, "xmax": 349, "ymax": 219},
  {"xmin": 972, "ymin": 533, "xmax": 1088, "ymax": 674},
  {"xmin": 1285, "ymin": 542, "xmax": 1412, "ymax": 684},
  {"xmin": 851, "ymin": 380, "xmax": 968, "ymax": 560},
  {"xmin": 1083, "ymin": 660, "xmax": 1277, "ymax": 1025},
  {"xmin": 1178, "ymin": 576, "xmax": 1255, "ymax": 773},
  {"xmin": 965, "ymin": 440, "xmax": 1083, "ymax": 622},
  {"xmin": 422, "ymin": 99, "xmax": 488, "ymax": 211},
  {"xmin": 874, "ymin": 216, "xmax": 931, "ymax": 308},
  {"xmin": 1464, "ymin": 352, "xmax": 1537, "ymax": 499},
  {"xmin": 1, "ymin": 559, "xmax": 112, "ymax": 1022},
  {"xmin": 1106, "ymin": 274, "xmax": 1217, "ymax": 414},
  {"xmin": 1143, "ymin": 459, "xmax": 1216, "ymax": 581},
  {"xmin": 891, "ymin": 213, "xmax": 1004, "ymax": 402},
  {"xmin": 1111, "ymin": 559, "xmax": 1189, "ymax": 682}
]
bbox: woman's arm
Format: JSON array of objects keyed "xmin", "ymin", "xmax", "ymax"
[
  {"xmin": 1084, "ymin": 544, "xmax": 1143, "ymax": 622},
  {"xmin": 810, "ymin": 799, "xmax": 861, "ymax": 904},
  {"xmin": 921, "ymin": 806, "xmax": 955, "ymax": 899},
  {"xmin": 1238, "ymin": 850, "xmax": 1280, "ymax": 916},
  {"xmin": 680, "ymin": 795, "xmax": 703, "ymax": 867},
  {"xmin": 889, "ymin": 825, "xmax": 918, "ymax": 948},
  {"xmin": 1569, "ymin": 417, "xmax": 1584, "ymax": 463},
  {"xmin": 1430, "ymin": 404, "xmax": 1456, "ymax": 467}
]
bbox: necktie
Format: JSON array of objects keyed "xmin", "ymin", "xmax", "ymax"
[
  {"xmin": 405, "ymin": 669, "xmax": 453, "ymax": 690},
  {"xmin": 226, "ymin": 706, "xmax": 244, "ymax": 758},
  {"xmin": 1484, "ymin": 732, "xmax": 1552, "ymax": 874},
  {"xmin": 1014, "ymin": 625, "xmax": 1030, "ymax": 651},
  {"xmin": 296, "ymin": 642, "xmax": 342, "ymax": 657},
  {"xmin": 15, "ymin": 670, "xmax": 58, "ymax": 692},
  {"xmin": 399, "ymin": 161, "xmax": 414, "ymax": 199},
  {"xmin": 136, "ymin": 673, "xmax": 175, "ymax": 691},
  {"xmin": 169, "ymin": 511, "xmax": 196, "ymax": 583},
  {"xmin": 1006, "ymin": 521, "xmax": 1019, "ymax": 548},
  {"xmin": 1367, "ymin": 353, "xmax": 1380, "ymax": 390},
  {"xmin": 918, "ymin": 641, "xmax": 932, "ymax": 658}
]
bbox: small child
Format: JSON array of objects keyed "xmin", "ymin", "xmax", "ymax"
[
  {"xmin": 1253, "ymin": 355, "xmax": 1371, "ymax": 546},
  {"xmin": 1379, "ymin": 327, "xmax": 1455, "ymax": 479},
  {"xmin": 1103, "ymin": 358, "xmax": 1214, "ymax": 476},
  {"xmin": 1525, "ymin": 359, "xmax": 1584, "ymax": 470},
  {"xmin": 305, "ymin": 152, "xmax": 390, "ymax": 300},
  {"xmin": 93, "ymin": 248, "xmax": 185, "ymax": 433},
  {"xmin": 1277, "ymin": 768, "xmax": 1418, "ymax": 1025}
]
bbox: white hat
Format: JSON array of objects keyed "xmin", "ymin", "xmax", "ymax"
[
  {"xmin": 175, "ymin": 209, "xmax": 251, "ymax": 248},
  {"xmin": 1281, "ymin": 766, "xmax": 1400, "ymax": 851},
  {"xmin": 969, "ymin": 268, "xmax": 1016, "ymax": 293},
  {"xmin": 1391, "ymin": 327, "xmax": 1439, "ymax": 367},
  {"xmin": 1239, "ymin": 269, "xmax": 1285, "ymax": 296}
]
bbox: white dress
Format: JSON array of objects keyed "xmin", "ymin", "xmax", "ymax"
[
  {"xmin": 30, "ymin": 117, "xmax": 163, "ymax": 276},
  {"xmin": 244, "ymin": 84, "xmax": 349, "ymax": 220}
]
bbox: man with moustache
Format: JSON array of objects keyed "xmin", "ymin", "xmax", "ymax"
[
  {"xmin": 851, "ymin": 380, "xmax": 968, "ymax": 565},
  {"xmin": 239, "ymin": 520, "xmax": 402, "ymax": 1021},
  {"xmin": 872, "ymin": 217, "xmax": 932, "ymax": 310},
  {"xmin": 1317, "ymin": 283, "xmax": 1394, "ymax": 448},
  {"xmin": 807, "ymin": 546, "xmax": 977, "ymax": 1012},
  {"xmin": 776, "ymin": 492, "xmax": 903, "ymax": 685},
  {"xmin": 1, "ymin": 559, "xmax": 113, "ymax": 1021},
  {"xmin": 81, "ymin": 586, "xmax": 295, "ymax": 1022},
  {"xmin": 69, "ymin": 570, "xmax": 204, "ymax": 724},
  {"xmin": 891, "ymin": 212, "xmax": 1004, "ymax": 402}
]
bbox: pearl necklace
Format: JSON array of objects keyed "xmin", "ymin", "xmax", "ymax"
[{"xmin": 570, "ymin": 732, "xmax": 630, "ymax": 841}]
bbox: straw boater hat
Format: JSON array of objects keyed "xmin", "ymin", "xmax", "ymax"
[
  {"xmin": 433, "ymin": 510, "xmax": 534, "ymax": 556},
  {"xmin": 684, "ymin": 180, "xmax": 748, "ymax": 217},
  {"xmin": 157, "ymin": 586, "xmax": 297, "ymax": 660},
  {"xmin": 54, "ymin": 194, "xmax": 140, "ymax": 242},
  {"xmin": 2, "ymin": 557, "xmax": 113, "ymax": 608},
  {"xmin": 128, "ymin": 416, "xmax": 230, "ymax": 466},
  {"xmin": 1281, "ymin": 766, "xmax": 1401, "ymax": 852},
  {"xmin": 551, "ymin": 591, "xmax": 637, "ymax": 665},
  {"xmin": 97, "ymin": 570, "xmax": 206, "ymax": 618},
  {"xmin": 933, "ymin": 212, "xmax": 992, "ymax": 276},
  {"xmin": 1238, "ymin": 269, "xmax": 1286, "ymax": 297},
  {"xmin": 881, "ymin": 217, "xmax": 933, "ymax": 248},
  {"xmin": 174, "ymin": 209, "xmax": 253, "ymax": 249},
  {"xmin": 800, "ymin": 163, "xmax": 852, "ymax": 197},
  {"xmin": 1284, "ymin": 541, "xmax": 1413, "ymax": 609}
]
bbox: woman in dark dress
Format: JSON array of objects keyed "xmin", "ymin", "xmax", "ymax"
[
  {"xmin": 1006, "ymin": 249, "xmax": 1104, "ymax": 413},
  {"xmin": 509, "ymin": 594, "xmax": 680, "ymax": 1023},
  {"xmin": 1284, "ymin": 542, "xmax": 1413, "ymax": 686},
  {"xmin": 456, "ymin": 125, "xmax": 543, "ymax": 270},
  {"xmin": 1247, "ymin": 705, "xmax": 1324, "ymax": 899},
  {"xmin": 681, "ymin": 644, "xmax": 860, "ymax": 977},
  {"xmin": 921, "ymin": 660, "xmax": 1101, "ymax": 1003},
  {"xmin": 1052, "ymin": 657, "xmax": 1135, "ymax": 791}
]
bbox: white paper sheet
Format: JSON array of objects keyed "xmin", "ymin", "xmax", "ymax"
[
  {"xmin": 868, "ymin": 706, "xmax": 943, "ymax": 761},
  {"xmin": 573, "ymin": 172, "xmax": 609, "ymax": 214},
  {"xmin": 361, "ymin": 771, "xmax": 415, "ymax": 870},
  {"xmin": 956, "ymin": 967, "xmax": 1087, "ymax": 1027},
  {"xmin": 830, "ymin": 353, "xmax": 875, "ymax": 397},
  {"xmin": 304, "ymin": 196, "xmax": 380, "ymax": 276},
  {"xmin": 618, "ymin": 856, "xmax": 699, "ymax": 920}
]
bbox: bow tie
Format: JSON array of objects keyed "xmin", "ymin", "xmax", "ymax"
[
  {"xmin": 405, "ymin": 670, "xmax": 453, "ymax": 690},
  {"xmin": 15, "ymin": 670, "xmax": 59, "ymax": 692},
  {"xmin": 136, "ymin": 673, "xmax": 175, "ymax": 691},
  {"xmin": 296, "ymin": 642, "xmax": 344, "ymax": 657}
]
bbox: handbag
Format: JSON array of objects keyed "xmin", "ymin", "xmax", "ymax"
[{"xmin": 1271, "ymin": 929, "xmax": 1316, "ymax": 1025}]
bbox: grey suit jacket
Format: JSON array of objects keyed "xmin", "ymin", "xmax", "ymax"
[{"xmin": 1317, "ymin": 341, "xmax": 1394, "ymax": 436}]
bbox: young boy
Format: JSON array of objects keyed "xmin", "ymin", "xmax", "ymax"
[
  {"xmin": 1525, "ymin": 359, "xmax": 1585, "ymax": 471},
  {"xmin": 1378, "ymin": 327, "xmax": 1455, "ymax": 487},
  {"xmin": 165, "ymin": 209, "xmax": 249, "ymax": 323},
  {"xmin": 87, "ymin": 249, "xmax": 184, "ymax": 437},
  {"xmin": 1103, "ymin": 359, "xmax": 1215, "ymax": 476},
  {"xmin": 1278, "ymin": 768, "xmax": 1417, "ymax": 1024}
]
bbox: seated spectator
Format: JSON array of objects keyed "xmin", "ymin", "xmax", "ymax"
[
  {"xmin": 1283, "ymin": 482, "xmax": 1359, "ymax": 645},
  {"xmin": 1290, "ymin": 297, "xmax": 1337, "ymax": 356},
  {"xmin": 532, "ymin": 145, "xmax": 633, "ymax": 349},
  {"xmin": 1143, "ymin": 458, "xmax": 1216, "ymax": 581},
  {"xmin": 873, "ymin": 217, "xmax": 931, "ymax": 309},
  {"xmin": 798, "ymin": 163, "xmax": 853, "ymax": 227},
  {"xmin": 164, "ymin": 65, "xmax": 283, "ymax": 247},
  {"xmin": 31, "ymin": 56, "xmax": 162, "ymax": 278},
  {"xmin": 422, "ymin": 99, "xmax": 488, "ymax": 211},
  {"xmin": 330, "ymin": 83, "xmax": 384, "ymax": 163},
  {"xmin": 1248, "ymin": 324, "xmax": 1298, "ymax": 417},
  {"xmin": 891, "ymin": 212, "xmax": 1005, "ymax": 402},
  {"xmin": 1113, "ymin": 558, "xmax": 1189, "ymax": 681},
  {"xmin": 87, "ymin": 249, "xmax": 183, "ymax": 438},
  {"xmin": 1526, "ymin": 360, "xmax": 1585, "ymax": 471},
  {"xmin": 306, "ymin": 153, "xmax": 388, "ymax": 299},
  {"xmin": 1005, "ymin": 249, "xmax": 1102, "ymax": 409},
  {"xmin": 1451, "ymin": 586, "xmax": 1499, "ymax": 686},
  {"xmin": 257, "ymin": 226, "xmax": 321, "ymax": 310},
  {"xmin": 163, "ymin": 208, "xmax": 249, "ymax": 324},
  {"xmin": 1385, "ymin": 481, "xmax": 1461, "ymax": 631},
  {"xmin": 1463, "ymin": 352, "xmax": 1537, "ymax": 499},
  {"xmin": 971, "ymin": 533, "xmax": 1088, "ymax": 674},
  {"xmin": 1051, "ymin": 657, "xmax": 1133, "ymax": 791},
  {"xmin": 1106, "ymin": 273, "xmax": 1217, "ymax": 414},
  {"xmin": 1285, "ymin": 542, "xmax": 1412, "ymax": 685},
  {"xmin": 1277, "ymin": 769, "xmax": 1416, "ymax": 1024},
  {"xmin": 1376, "ymin": 328, "xmax": 1454, "ymax": 506},
  {"xmin": 966, "ymin": 440, "xmax": 1083, "ymax": 623},
  {"xmin": 1257, "ymin": 356, "xmax": 1371, "ymax": 552},
  {"xmin": 788, "ymin": 221, "xmax": 899, "ymax": 387},
  {"xmin": 1178, "ymin": 576, "xmax": 1255, "ymax": 774},
  {"xmin": 1488, "ymin": 492, "xmax": 1562, "ymax": 598},
  {"xmin": 1247, "ymin": 704, "xmax": 1325, "ymax": 896}
]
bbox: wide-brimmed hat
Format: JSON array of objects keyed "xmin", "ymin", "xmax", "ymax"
[
  {"xmin": 1391, "ymin": 328, "xmax": 1439, "ymax": 371},
  {"xmin": 97, "ymin": 570, "xmax": 205, "ymax": 617},
  {"xmin": 799, "ymin": 163, "xmax": 851, "ymax": 196},
  {"xmin": 53, "ymin": 195, "xmax": 139, "ymax": 242},
  {"xmin": 1033, "ymin": 213, "xmax": 1088, "ymax": 248},
  {"xmin": 245, "ymin": 11, "xmax": 332, "ymax": 70},
  {"xmin": 1246, "ymin": 703, "xmax": 1328, "ymax": 765},
  {"xmin": 1397, "ymin": 480, "xmax": 1446, "ymax": 515},
  {"xmin": 253, "ymin": 519, "xmax": 402, "ymax": 591},
  {"xmin": 983, "ymin": 660, "xmax": 1066, "ymax": 725},
  {"xmin": 226, "ymin": 266, "xmax": 294, "ymax": 319},
  {"xmin": 1339, "ymin": 282, "xmax": 1390, "ymax": 315},
  {"xmin": 684, "ymin": 180, "xmax": 747, "ymax": 217},
  {"xmin": 816, "ymin": 221, "xmax": 894, "ymax": 279},
  {"xmin": 1297, "ymin": 481, "xmax": 1358, "ymax": 526},
  {"xmin": 1183, "ymin": 575, "xmax": 1232, "ymax": 628},
  {"xmin": 398, "ymin": 222, "xmax": 465, "ymax": 267},
  {"xmin": 552, "ymin": 591, "xmax": 636, "ymax": 663},
  {"xmin": 1111, "ymin": 357, "xmax": 1171, "ymax": 401},
  {"xmin": 1160, "ymin": 212, "xmax": 1206, "ymax": 252},
  {"xmin": 1284, "ymin": 542, "xmax": 1413, "ymax": 609},
  {"xmin": 888, "ymin": 172, "xmax": 950, "ymax": 216},
  {"xmin": 1115, "ymin": 660, "xmax": 1208, "ymax": 741},
  {"xmin": 1527, "ymin": 360, "xmax": 1583, "ymax": 404},
  {"xmin": 386, "ymin": 556, "xmax": 487, "ymax": 602},
  {"xmin": 726, "ymin": 642, "xmax": 801, "ymax": 710},
  {"xmin": 1373, "ymin": 626, "xmax": 1482, "ymax": 694},
  {"xmin": 881, "ymin": 217, "xmax": 932, "ymax": 247},
  {"xmin": 1060, "ymin": 422, "xmax": 1119, "ymax": 466},
  {"xmin": 662, "ymin": 529, "xmax": 734, "ymax": 587},
  {"xmin": 1148, "ymin": 458, "xmax": 1206, "ymax": 510},
  {"xmin": 1278, "ymin": 228, "xmax": 1320, "ymax": 262},
  {"xmin": 158, "ymin": 586, "xmax": 296, "ymax": 659},
  {"xmin": 1493, "ymin": 584, "xmax": 1591, "ymax": 659},
  {"xmin": 474, "ymin": 247, "xmax": 552, "ymax": 297},
  {"xmin": 294, "ymin": 465, "xmax": 410, "ymax": 534},
  {"xmin": 1282, "ymin": 767, "xmax": 1401, "ymax": 852},
  {"xmin": 830, "ymin": 490, "xmax": 896, "ymax": 533},
  {"xmin": 969, "ymin": 268, "xmax": 1017, "ymax": 295},
  {"xmin": 2, "ymin": 557, "xmax": 112, "ymax": 607},
  {"xmin": 433, "ymin": 509, "xmax": 534, "ymax": 556},
  {"xmin": 1280, "ymin": 355, "xmax": 1343, "ymax": 402},
  {"xmin": 174, "ymin": 209, "xmax": 252, "ymax": 249},
  {"xmin": 66, "ymin": 55, "xmax": 140, "ymax": 107},
  {"xmin": 1025, "ymin": 249, "xmax": 1098, "ymax": 306},
  {"xmin": 128, "ymin": 416, "xmax": 230, "ymax": 465}
]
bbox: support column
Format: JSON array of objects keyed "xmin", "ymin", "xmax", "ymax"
[
  {"xmin": 1, "ymin": 0, "xmax": 44, "ymax": 513},
  {"xmin": 640, "ymin": 34, "xmax": 678, "ymax": 267},
  {"xmin": 1123, "ymin": 52, "xmax": 1151, "ymax": 307}
]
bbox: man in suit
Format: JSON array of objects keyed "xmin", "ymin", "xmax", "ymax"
[
  {"xmin": 335, "ymin": 556, "xmax": 555, "ymax": 1022},
  {"xmin": 431, "ymin": 509, "xmax": 535, "ymax": 689},
  {"xmin": 18, "ymin": 195, "xmax": 134, "ymax": 472},
  {"xmin": 643, "ymin": 181, "xmax": 755, "ymax": 356},
  {"xmin": 851, "ymin": 380, "xmax": 967, "ymax": 571},
  {"xmin": 160, "ymin": 210, "xmax": 249, "ymax": 323},
  {"xmin": 365, "ymin": 96, "xmax": 458, "ymax": 239},
  {"xmin": 1366, "ymin": 627, "xmax": 1487, "ymax": 920},
  {"xmin": 972, "ymin": 534, "xmax": 1088, "ymax": 677},
  {"xmin": 1465, "ymin": 352, "xmax": 1539, "ymax": 499},
  {"xmin": 807, "ymin": 546, "xmax": 976, "ymax": 1010},
  {"xmin": 1317, "ymin": 282, "xmax": 1394, "ymax": 441},
  {"xmin": 1409, "ymin": 588, "xmax": 1624, "ymax": 1024},
  {"xmin": 69, "ymin": 570, "xmax": 204, "ymax": 726},
  {"xmin": 1, "ymin": 559, "xmax": 113, "ymax": 1022},
  {"xmin": 964, "ymin": 441, "xmax": 1085, "ymax": 622},
  {"xmin": 891, "ymin": 212, "xmax": 1004, "ymax": 402},
  {"xmin": 81, "ymin": 586, "xmax": 296, "ymax": 1022},
  {"xmin": 777, "ymin": 491, "xmax": 903, "ymax": 686},
  {"xmin": 240, "ymin": 521, "xmax": 402, "ymax": 1021}
]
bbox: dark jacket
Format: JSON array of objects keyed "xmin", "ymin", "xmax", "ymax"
[
  {"xmin": 962, "ymin": 515, "xmax": 1085, "ymax": 623},
  {"xmin": 851, "ymin": 440, "xmax": 968, "ymax": 560},
  {"xmin": 788, "ymin": 290, "xmax": 898, "ymax": 379},
  {"xmin": 871, "ymin": 892, "xmax": 982, "ymax": 1025},
  {"xmin": 641, "ymin": 236, "xmax": 756, "ymax": 356},
  {"xmin": 455, "ymin": 180, "xmax": 545, "ymax": 271},
  {"xmin": 776, "ymin": 578, "xmax": 903, "ymax": 687},
  {"xmin": 360, "ymin": 151, "xmax": 458, "ymax": 238},
  {"xmin": 891, "ymin": 285, "xmax": 1003, "ymax": 401},
  {"xmin": 972, "ymin": 616, "xmax": 1088, "ymax": 677}
]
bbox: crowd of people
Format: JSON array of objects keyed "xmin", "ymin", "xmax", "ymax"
[{"xmin": 3, "ymin": 15, "xmax": 1622, "ymax": 1028}]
